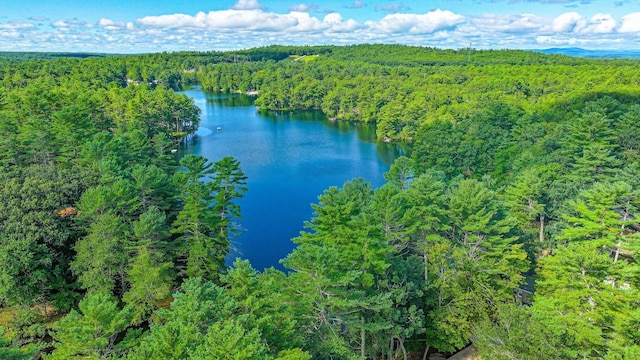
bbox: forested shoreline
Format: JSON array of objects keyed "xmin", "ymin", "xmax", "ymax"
[{"xmin": 1, "ymin": 45, "xmax": 639, "ymax": 359}]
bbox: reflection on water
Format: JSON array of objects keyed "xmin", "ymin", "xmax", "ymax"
[
  {"xmin": 207, "ymin": 93, "xmax": 256, "ymax": 107},
  {"xmin": 196, "ymin": 126, "xmax": 213, "ymax": 137},
  {"xmin": 258, "ymin": 109, "xmax": 393, "ymax": 147},
  {"xmin": 376, "ymin": 142, "xmax": 412, "ymax": 166}
]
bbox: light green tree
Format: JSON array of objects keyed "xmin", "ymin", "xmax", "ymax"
[{"xmin": 47, "ymin": 293, "xmax": 132, "ymax": 360}]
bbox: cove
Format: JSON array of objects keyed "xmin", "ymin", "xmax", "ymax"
[{"xmin": 178, "ymin": 88, "xmax": 407, "ymax": 270}]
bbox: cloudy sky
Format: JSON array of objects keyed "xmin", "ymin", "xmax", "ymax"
[{"xmin": 1, "ymin": 0, "xmax": 639, "ymax": 53}]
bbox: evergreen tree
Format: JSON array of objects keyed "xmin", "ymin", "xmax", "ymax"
[
  {"xmin": 47, "ymin": 293, "xmax": 132, "ymax": 360},
  {"xmin": 534, "ymin": 242, "xmax": 637, "ymax": 358},
  {"xmin": 559, "ymin": 181, "xmax": 634, "ymax": 247},
  {"xmin": 72, "ymin": 213, "xmax": 129, "ymax": 295},
  {"xmin": 424, "ymin": 179, "xmax": 527, "ymax": 352},
  {"xmin": 171, "ymin": 154, "xmax": 219, "ymax": 279},
  {"xmin": 211, "ymin": 156, "xmax": 248, "ymax": 271},
  {"xmin": 122, "ymin": 246, "xmax": 172, "ymax": 324},
  {"xmin": 283, "ymin": 179, "xmax": 394, "ymax": 359}
]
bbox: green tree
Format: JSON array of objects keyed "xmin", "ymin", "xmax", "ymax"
[
  {"xmin": 383, "ymin": 156, "xmax": 415, "ymax": 190},
  {"xmin": 0, "ymin": 166, "xmax": 79, "ymax": 310},
  {"xmin": 559, "ymin": 181, "xmax": 634, "ymax": 248},
  {"xmin": 47, "ymin": 293, "xmax": 132, "ymax": 360},
  {"xmin": 503, "ymin": 164, "xmax": 558, "ymax": 253},
  {"xmin": 211, "ymin": 156, "xmax": 248, "ymax": 271},
  {"xmin": 533, "ymin": 242, "xmax": 635, "ymax": 358},
  {"xmin": 283, "ymin": 179, "xmax": 394, "ymax": 359},
  {"xmin": 171, "ymin": 154, "xmax": 219, "ymax": 279},
  {"xmin": 473, "ymin": 303, "xmax": 561, "ymax": 360},
  {"xmin": 400, "ymin": 173, "xmax": 449, "ymax": 282},
  {"xmin": 72, "ymin": 213, "xmax": 129, "ymax": 295},
  {"xmin": 222, "ymin": 260, "xmax": 303, "ymax": 354},
  {"xmin": 424, "ymin": 179, "xmax": 527, "ymax": 352},
  {"xmin": 126, "ymin": 277, "xmax": 306, "ymax": 360},
  {"xmin": 122, "ymin": 246, "xmax": 172, "ymax": 324}
]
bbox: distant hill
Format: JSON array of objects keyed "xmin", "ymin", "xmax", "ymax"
[
  {"xmin": 535, "ymin": 47, "xmax": 640, "ymax": 58},
  {"xmin": 0, "ymin": 52, "xmax": 122, "ymax": 61}
]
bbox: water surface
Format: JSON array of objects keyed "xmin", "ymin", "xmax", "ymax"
[{"xmin": 179, "ymin": 89, "xmax": 406, "ymax": 270}]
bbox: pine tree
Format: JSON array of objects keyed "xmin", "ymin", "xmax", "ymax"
[
  {"xmin": 47, "ymin": 293, "xmax": 132, "ymax": 360},
  {"xmin": 172, "ymin": 154, "xmax": 219, "ymax": 279},
  {"xmin": 283, "ymin": 179, "xmax": 394, "ymax": 359},
  {"xmin": 122, "ymin": 246, "xmax": 172, "ymax": 324},
  {"xmin": 211, "ymin": 156, "xmax": 247, "ymax": 271}
]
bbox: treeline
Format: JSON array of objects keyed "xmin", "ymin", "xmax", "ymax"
[
  {"xmin": 0, "ymin": 45, "xmax": 639, "ymax": 359},
  {"xmin": 197, "ymin": 44, "xmax": 640, "ymax": 143},
  {"xmin": 0, "ymin": 52, "xmax": 116, "ymax": 61}
]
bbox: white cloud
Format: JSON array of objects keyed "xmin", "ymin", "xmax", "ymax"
[
  {"xmin": 536, "ymin": 34, "xmax": 627, "ymax": 48},
  {"xmin": 619, "ymin": 12, "xmax": 640, "ymax": 33},
  {"xmin": 579, "ymin": 13, "xmax": 616, "ymax": 34},
  {"xmin": 287, "ymin": 12, "xmax": 325, "ymax": 32},
  {"xmin": 289, "ymin": 4, "xmax": 319, "ymax": 13},
  {"xmin": 29, "ymin": 16, "xmax": 49, "ymax": 22},
  {"xmin": 471, "ymin": 13, "xmax": 548, "ymax": 34},
  {"xmin": 98, "ymin": 18, "xmax": 133, "ymax": 31},
  {"xmin": 137, "ymin": 9, "xmax": 365, "ymax": 34},
  {"xmin": 0, "ymin": 20, "xmax": 37, "ymax": 30},
  {"xmin": 552, "ymin": 12, "xmax": 585, "ymax": 32},
  {"xmin": 51, "ymin": 19, "xmax": 93, "ymax": 29},
  {"xmin": 324, "ymin": 13, "xmax": 362, "ymax": 32},
  {"xmin": 232, "ymin": 0, "xmax": 262, "ymax": 10},
  {"xmin": 365, "ymin": 9, "xmax": 465, "ymax": 34},
  {"xmin": 3, "ymin": 5, "xmax": 640, "ymax": 53},
  {"xmin": 137, "ymin": 10, "xmax": 299, "ymax": 31}
]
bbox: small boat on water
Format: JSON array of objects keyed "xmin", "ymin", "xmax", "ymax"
[{"xmin": 217, "ymin": 126, "xmax": 222, "ymax": 130}]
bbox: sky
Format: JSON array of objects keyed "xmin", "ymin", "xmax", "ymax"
[{"xmin": 1, "ymin": 0, "xmax": 639, "ymax": 53}]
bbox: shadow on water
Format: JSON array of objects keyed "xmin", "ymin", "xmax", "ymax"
[
  {"xmin": 259, "ymin": 109, "xmax": 386, "ymax": 141},
  {"xmin": 376, "ymin": 142, "xmax": 412, "ymax": 166},
  {"xmin": 259, "ymin": 109, "xmax": 334, "ymax": 124},
  {"xmin": 206, "ymin": 93, "xmax": 256, "ymax": 107}
]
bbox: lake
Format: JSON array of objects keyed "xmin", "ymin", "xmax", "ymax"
[{"xmin": 178, "ymin": 88, "xmax": 407, "ymax": 270}]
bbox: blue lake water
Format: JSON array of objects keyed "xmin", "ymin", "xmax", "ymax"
[{"xmin": 179, "ymin": 89, "xmax": 407, "ymax": 270}]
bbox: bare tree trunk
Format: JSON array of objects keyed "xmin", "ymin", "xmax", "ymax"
[
  {"xmin": 399, "ymin": 338, "xmax": 407, "ymax": 360},
  {"xmin": 615, "ymin": 211, "xmax": 629, "ymax": 263},
  {"xmin": 361, "ymin": 316, "xmax": 366, "ymax": 359},
  {"xmin": 424, "ymin": 249, "xmax": 428, "ymax": 281},
  {"xmin": 538, "ymin": 214, "xmax": 546, "ymax": 258},
  {"xmin": 422, "ymin": 343, "xmax": 430, "ymax": 360},
  {"xmin": 389, "ymin": 336, "xmax": 394, "ymax": 360}
]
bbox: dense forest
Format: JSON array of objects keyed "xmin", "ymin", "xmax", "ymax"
[{"xmin": 0, "ymin": 45, "xmax": 639, "ymax": 359}]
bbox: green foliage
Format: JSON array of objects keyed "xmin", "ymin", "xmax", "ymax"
[
  {"xmin": 126, "ymin": 277, "xmax": 305, "ymax": 359},
  {"xmin": 0, "ymin": 326, "xmax": 38, "ymax": 360},
  {"xmin": 2, "ymin": 44, "xmax": 640, "ymax": 359},
  {"xmin": 473, "ymin": 304, "xmax": 561, "ymax": 360},
  {"xmin": 222, "ymin": 260, "xmax": 303, "ymax": 353},
  {"xmin": 72, "ymin": 213, "xmax": 129, "ymax": 295},
  {"xmin": 47, "ymin": 293, "xmax": 132, "ymax": 360},
  {"xmin": 171, "ymin": 154, "xmax": 246, "ymax": 281},
  {"xmin": 0, "ymin": 165, "xmax": 79, "ymax": 308},
  {"xmin": 559, "ymin": 181, "xmax": 634, "ymax": 246},
  {"xmin": 283, "ymin": 178, "xmax": 396, "ymax": 359},
  {"xmin": 127, "ymin": 278, "xmax": 236, "ymax": 359},
  {"xmin": 122, "ymin": 246, "xmax": 173, "ymax": 324},
  {"xmin": 383, "ymin": 156, "xmax": 415, "ymax": 189}
]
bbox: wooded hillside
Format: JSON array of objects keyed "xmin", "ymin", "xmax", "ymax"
[{"xmin": 1, "ymin": 45, "xmax": 638, "ymax": 359}]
